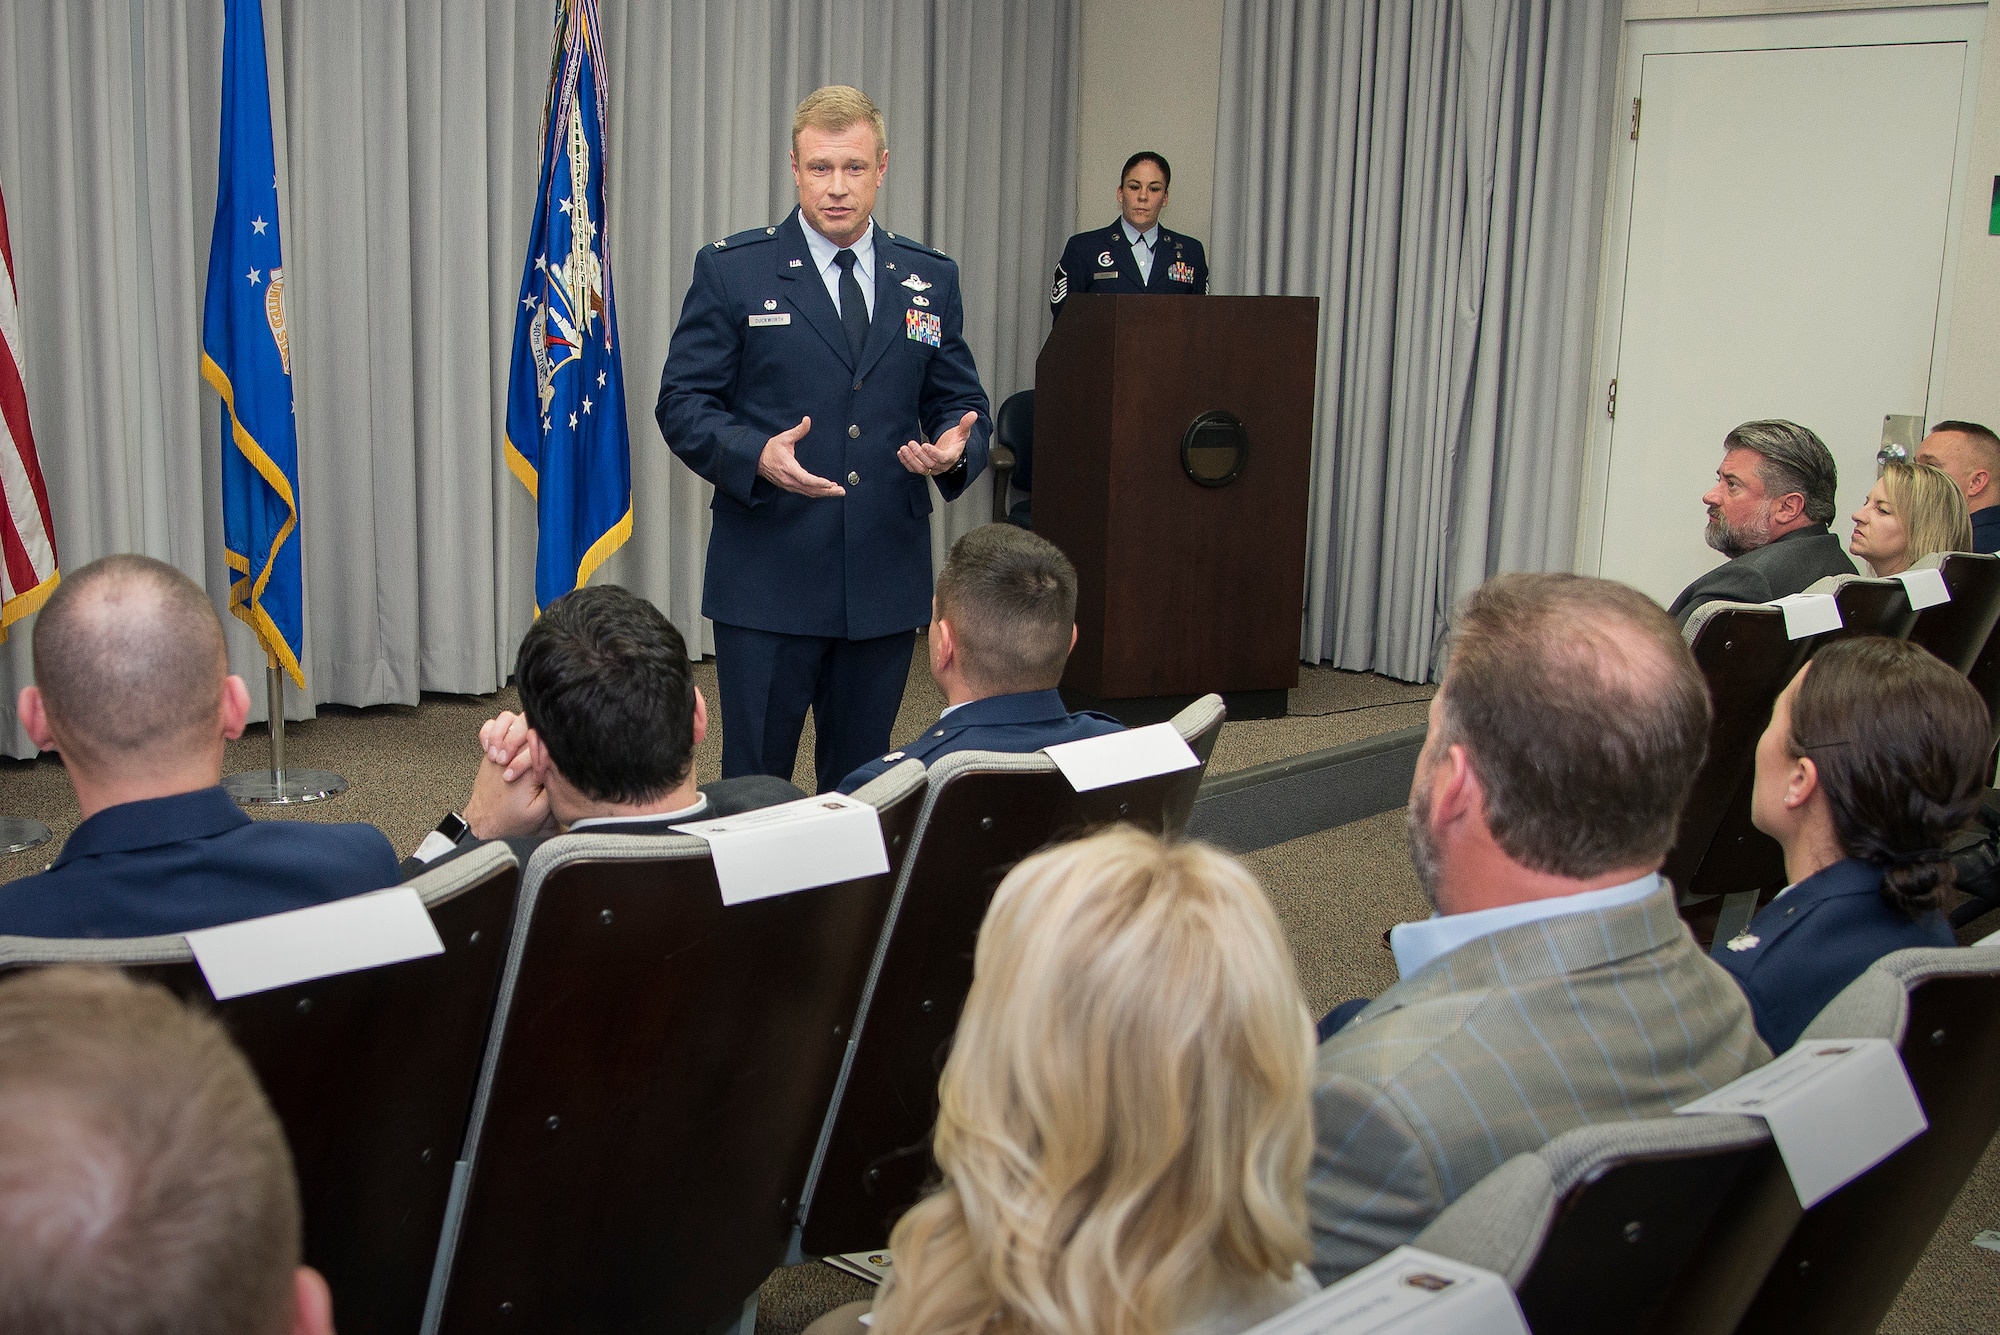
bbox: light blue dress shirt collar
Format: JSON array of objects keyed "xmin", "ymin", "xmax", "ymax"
[
  {"xmin": 1388, "ymin": 871, "xmax": 1662, "ymax": 979},
  {"xmin": 801, "ymin": 215, "xmax": 876, "ymax": 318},
  {"xmin": 1120, "ymin": 218, "xmax": 1160, "ymax": 250},
  {"xmin": 568, "ymin": 793, "xmax": 708, "ymax": 830}
]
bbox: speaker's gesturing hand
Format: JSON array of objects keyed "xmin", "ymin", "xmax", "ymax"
[
  {"xmin": 898, "ymin": 411, "xmax": 977, "ymax": 477},
  {"xmin": 757, "ymin": 416, "xmax": 845, "ymax": 497}
]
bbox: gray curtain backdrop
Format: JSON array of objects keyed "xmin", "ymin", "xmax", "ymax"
[
  {"xmin": 0, "ymin": 0, "xmax": 1077, "ymax": 758},
  {"xmin": 1213, "ymin": 0, "xmax": 1617, "ymax": 682}
]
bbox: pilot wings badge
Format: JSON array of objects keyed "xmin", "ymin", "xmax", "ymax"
[{"xmin": 900, "ymin": 273, "xmax": 932, "ymax": 292}]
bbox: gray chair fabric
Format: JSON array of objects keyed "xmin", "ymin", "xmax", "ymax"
[
  {"xmin": 0, "ymin": 838, "xmax": 517, "ymax": 969},
  {"xmin": 1413, "ymin": 1114, "xmax": 1772, "ymax": 1285},
  {"xmin": 1798, "ymin": 944, "xmax": 1988, "ymax": 1044}
]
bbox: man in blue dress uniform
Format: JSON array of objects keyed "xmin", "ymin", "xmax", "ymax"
[
  {"xmin": 837, "ymin": 524, "xmax": 1122, "ymax": 793},
  {"xmin": 1048, "ymin": 151, "xmax": 1209, "ymax": 321},
  {"xmin": 656, "ymin": 86, "xmax": 992, "ymax": 792}
]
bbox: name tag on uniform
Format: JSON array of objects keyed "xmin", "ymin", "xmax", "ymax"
[
  {"xmin": 748, "ymin": 312, "xmax": 791, "ymax": 327},
  {"xmin": 905, "ymin": 309, "xmax": 941, "ymax": 347},
  {"xmin": 1093, "ymin": 270, "xmax": 1119, "ymax": 280}
]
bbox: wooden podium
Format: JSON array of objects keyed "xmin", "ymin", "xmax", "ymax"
[{"xmin": 1034, "ymin": 294, "xmax": 1319, "ymax": 716}]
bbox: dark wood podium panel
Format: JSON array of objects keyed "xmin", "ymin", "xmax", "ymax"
[{"xmin": 1034, "ymin": 294, "xmax": 1319, "ymax": 699}]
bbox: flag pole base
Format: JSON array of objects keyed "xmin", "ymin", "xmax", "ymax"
[
  {"xmin": 0, "ymin": 818, "xmax": 52, "ymax": 854},
  {"xmin": 222, "ymin": 767, "xmax": 348, "ymax": 805},
  {"xmin": 223, "ymin": 661, "xmax": 347, "ymax": 806}
]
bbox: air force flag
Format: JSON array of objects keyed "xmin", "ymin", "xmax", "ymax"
[
  {"xmin": 505, "ymin": 0, "xmax": 632, "ymax": 611},
  {"xmin": 200, "ymin": 0, "xmax": 304, "ymax": 687}
]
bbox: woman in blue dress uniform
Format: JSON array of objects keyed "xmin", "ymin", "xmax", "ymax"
[
  {"xmin": 1048, "ymin": 151, "xmax": 1209, "ymax": 321},
  {"xmin": 1717, "ymin": 637, "xmax": 1985, "ymax": 1050}
]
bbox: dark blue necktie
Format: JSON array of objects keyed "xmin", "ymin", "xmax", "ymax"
[{"xmin": 834, "ymin": 248, "xmax": 868, "ymax": 361}]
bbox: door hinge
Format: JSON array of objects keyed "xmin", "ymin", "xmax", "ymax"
[
  {"xmin": 1630, "ymin": 98, "xmax": 1641, "ymax": 142},
  {"xmin": 1607, "ymin": 378, "xmax": 1619, "ymax": 418}
]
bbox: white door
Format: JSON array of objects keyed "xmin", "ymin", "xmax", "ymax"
[{"xmin": 1580, "ymin": 7, "xmax": 1984, "ymax": 607}]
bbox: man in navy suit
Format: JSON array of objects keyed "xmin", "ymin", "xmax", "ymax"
[
  {"xmin": 1049, "ymin": 151, "xmax": 1209, "ymax": 321},
  {"xmin": 0, "ymin": 555, "xmax": 399, "ymax": 938},
  {"xmin": 656, "ymin": 85, "xmax": 992, "ymax": 794},
  {"xmin": 837, "ymin": 524, "xmax": 1121, "ymax": 793},
  {"xmin": 405, "ymin": 585, "xmax": 802, "ymax": 875}
]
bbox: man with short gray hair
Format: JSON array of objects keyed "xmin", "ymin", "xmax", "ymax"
[
  {"xmin": 1307, "ymin": 573, "xmax": 1768, "ymax": 1282},
  {"xmin": 0, "ymin": 554, "xmax": 398, "ymax": 937},
  {"xmin": 1666, "ymin": 419, "xmax": 1855, "ymax": 625}
]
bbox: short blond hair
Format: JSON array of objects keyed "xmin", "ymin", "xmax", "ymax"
[
  {"xmin": 872, "ymin": 829, "xmax": 1315, "ymax": 1335},
  {"xmin": 0, "ymin": 967, "xmax": 300, "ymax": 1335},
  {"xmin": 1881, "ymin": 461, "xmax": 1974, "ymax": 566},
  {"xmin": 792, "ymin": 85, "xmax": 886, "ymax": 156}
]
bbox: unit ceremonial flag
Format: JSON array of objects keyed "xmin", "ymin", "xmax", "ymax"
[
  {"xmin": 505, "ymin": 0, "xmax": 632, "ymax": 611},
  {"xmin": 0, "ymin": 173, "xmax": 58, "ymax": 641},
  {"xmin": 201, "ymin": 0, "xmax": 305, "ymax": 687}
]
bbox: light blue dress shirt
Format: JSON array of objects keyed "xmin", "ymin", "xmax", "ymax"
[
  {"xmin": 1120, "ymin": 218, "xmax": 1159, "ymax": 284},
  {"xmin": 1389, "ymin": 872, "xmax": 1663, "ymax": 979},
  {"xmin": 802, "ymin": 216, "xmax": 876, "ymax": 320}
]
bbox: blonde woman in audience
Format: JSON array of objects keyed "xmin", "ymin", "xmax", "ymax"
[
  {"xmin": 807, "ymin": 828, "xmax": 1320, "ymax": 1335},
  {"xmin": 1848, "ymin": 460, "xmax": 1973, "ymax": 576}
]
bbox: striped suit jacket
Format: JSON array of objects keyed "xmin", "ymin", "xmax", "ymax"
[{"xmin": 1306, "ymin": 884, "xmax": 1770, "ymax": 1282}]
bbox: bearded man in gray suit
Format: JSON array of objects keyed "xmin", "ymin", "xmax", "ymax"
[{"xmin": 1307, "ymin": 572, "xmax": 1771, "ymax": 1283}]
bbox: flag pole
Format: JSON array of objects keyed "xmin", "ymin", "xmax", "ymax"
[{"xmin": 222, "ymin": 649, "xmax": 346, "ymax": 805}]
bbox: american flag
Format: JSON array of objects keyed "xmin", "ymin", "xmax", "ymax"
[{"xmin": 0, "ymin": 172, "xmax": 57, "ymax": 640}]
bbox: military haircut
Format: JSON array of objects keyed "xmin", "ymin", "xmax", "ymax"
[
  {"xmin": 793, "ymin": 84, "xmax": 886, "ymax": 157},
  {"xmin": 30, "ymin": 554, "xmax": 228, "ymax": 771},
  {"xmin": 935, "ymin": 524, "xmax": 1078, "ymax": 696},
  {"xmin": 0, "ymin": 966, "xmax": 300, "ymax": 1335}
]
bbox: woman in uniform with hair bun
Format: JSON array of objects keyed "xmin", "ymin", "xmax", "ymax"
[{"xmin": 1720, "ymin": 636, "xmax": 1987, "ymax": 1050}]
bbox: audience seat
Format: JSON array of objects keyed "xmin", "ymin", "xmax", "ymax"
[
  {"xmin": 1732, "ymin": 946, "xmax": 2000, "ymax": 1335},
  {"xmin": 1904, "ymin": 551, "xmax": 2000, "ymax": 674},
  {"xmin": 421, "ymin": 763, "xmax": 927, "ymax": 1335},
  {"xmin": 1413, "ymin": 1115, "xmax": 1794, "ymax": 1335},
  {"xmin": 794, "ymin": 693, "xmax": 1226, "ymax": 1257},
  {"xmin": 0, "ymin": 842, "xmax": 523, "ymax": 1335},
  {"xmin": 1668, "ymin": 602, "xmax": 1808, "ymax": 945},
  {"xmin": 1675, "ymin": 580, "xmax": 1920, "ymax": 944},
  {"xmin": 996, "ymin": 388, "xmax": 1034, "ymax": 527}
]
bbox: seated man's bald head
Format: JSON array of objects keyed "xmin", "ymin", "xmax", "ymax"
[{"xmin": 31, "ymin": 555, "xmax": 230, "ymax": 771}]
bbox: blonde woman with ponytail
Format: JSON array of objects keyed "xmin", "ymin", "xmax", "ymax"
[{"xmin": 808, "ymin": 827, "xmax": 1319, "ymax": 1335}]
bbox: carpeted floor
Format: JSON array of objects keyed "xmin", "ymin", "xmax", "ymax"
[{"xmin": 0, "ymin": 646, "xmax": 1992, "ymax": 1332}]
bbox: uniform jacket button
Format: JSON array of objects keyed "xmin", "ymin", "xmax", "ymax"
[
  {"xmin": 848, "ymin": 424, "xmax": 860, "ymax": 438},
  {"xmin": 847, "ymin": 471, "xmax": 860, "ymax": 486}
]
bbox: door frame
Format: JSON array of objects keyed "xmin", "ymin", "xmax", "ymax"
[{"xmin": 1573, "ymin": 3, "xmax": 1988, "ymax": 577}]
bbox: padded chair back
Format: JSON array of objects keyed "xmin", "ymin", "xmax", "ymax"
[
  {"xmin": 425, "ymin": 766, "xmax": 927, "ymax": 1335},
  {"xmin": 1414, "ymin": 1115, "xmax": 1794, "ymax": 1335},
  {"xmin": 797, "ymin": 694, "xmax": 1226, "ymax": 1256},
  {"xmin": 1905, "ymin": 551, "xmax": 2000, "ymax": 673},
  {"xmin": 997, "ymin": 387, "xmax": 1036, "ymax": 490},
  {"xmin": 1732, "ymin": 947, "xmax": 2000, "ymax": 1334},
  {"xmin": 0, "ymin": 844, "xmax": 523, "ymax": 1335},
  {"xmin": 1814, "ymin": 573, "xmax": 1918, "ymax": 642},
  {"xmin": 1665, "ymin": 604, "xmax": 1807, "ymax": 899},
  {"xmin": 1675, "ymin": 583, "xmax": 1918, "ymax": 934}
]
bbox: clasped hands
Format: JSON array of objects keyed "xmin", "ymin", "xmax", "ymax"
[
  {"xmin": 461, "ymin": 710, "xmax": 556, "ymax": 840},
  {"xmin": 755, "ymin": 411, "xmax": 978, "ymax": 498}
]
